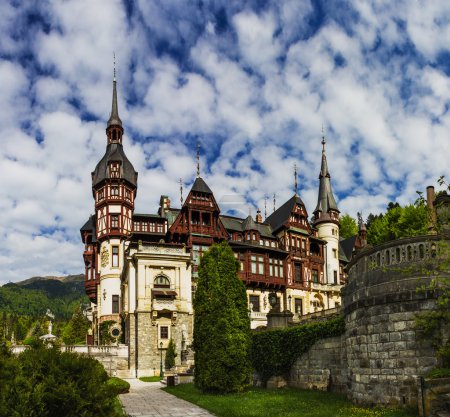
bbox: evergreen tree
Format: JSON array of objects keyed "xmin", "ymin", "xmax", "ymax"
[
  {"xmin": 165, "ymin": 338, "xmax": 177, "ymax": 370},
  {"xmin": 339, "ymin": 214, "xmax": 358, "ymax": 239},
  {"xmin": 193, "ymin": 241, "xmax": 252, "ymax": 393},
  {"xmin": 62, "ymin": 306, "xmax": 90, "ymax": 345}
]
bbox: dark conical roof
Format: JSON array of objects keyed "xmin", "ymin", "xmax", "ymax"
[
  {"xmin": 191, "ymin": 177, "xmax": 212, "ymax": 194},
  {"xmin": 242, "ymin": 215, "xmax": 258, "ymax": 231},
  {"xmin": 107, "ymin": 79, "xmax": 122, "ymax": 127},
  {"xmin": 92, "ymin": 143, "xmax": 137, "ymax": 187},
  {"xmin": 313, "ymin": 139, "xmax": 339, "ymax": 217}
]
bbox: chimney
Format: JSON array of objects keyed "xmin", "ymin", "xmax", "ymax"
[
  {"xmin": 256, "ymin": 209, "xmax": 263, "ymax": 224},
  {"xmin": 158, "ymin": 195, "xmax": 170, "ymax": 216},
  {"xmin": 426, "ymin": 186, "xmax": 436, "ymax": 232}
]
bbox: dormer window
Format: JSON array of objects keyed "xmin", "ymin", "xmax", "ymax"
[{"xmin": 109, "ymin": 163, "xmax": 120, "ymax": 178}]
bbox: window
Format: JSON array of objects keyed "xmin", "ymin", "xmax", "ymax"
[
  {"xmin": 111, "ymin": 186, "xmax": 119, "ymax": 197},
  {"xmin": 312, "ymin": 269, "xmax": 319, "ymax": 283},
  {"xmin": 191, "ymin": 211, "xmax": 200, "ymax": 225},
  {"xmin": 294, "ymin": 298, "xmax": 303, "ymax": 315},
  {"xmin": 202, "ymin": 213, "xmax": 211, "ymax": 226},
  {"xmin": 133, "ymin": 221, "xmax": 140, "ymax": 231},
  {"xmin": 269, "ymin": 258, "xmax": 283, "ymax": 277},
  {"xmin": 109, "ymin": 163, "xmax": 120, "ymax": 178},
  {"xmin": 234, "ymin": 253, "xmax": 245, "ymax": 271},
  {"xmin": 249, "ymin": 295, "xmax": 260, "ymax": 312},
  {"xmin": 154, "ymin": 275, "xmax": 170, "ymax": 288},
  {"xmin": 160, "ymin": 326, "xmax": 169, "ymax": 340},
  {"xmin": 333, "ymin": 270, "xmax": 338, "ymax": 284},
  {"xmin": 98, "ymin": 189, "xmax": 104, "ymax": 201},
  {"xmin": 310, "ymin": 243, "xmax": 320, "ymax": 256},
  {"xmin": 112, "ymin": 246, "xmax": 119, "ymax": 267},
  {"xmin": 112, "ymin": 295, "xmax": 119, "ymax": 314},
  {"xmin": 332, "ymin": 248, "xmax": 337, "ymax": 259},
  {"xmin": 111, "ymin": 214, "xmax": 119, "ymax": 229},
  {"xmin": 294, "ymin": 263, "xmax": 302, "ymax": 283},
  {"xmin": 156, "ymin": 223, "xmax": 164, "ymax": 233},
  {"xmin": 251, "ymin": 255, "xmax": 264, "ymax": 274}
]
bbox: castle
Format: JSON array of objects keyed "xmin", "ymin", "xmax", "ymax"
[{"xmin": 80, "ymin": 77, "xmax": 354, "ymax": 376}]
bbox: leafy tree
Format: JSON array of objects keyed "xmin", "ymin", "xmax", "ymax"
[
  {"xmin": 165, "ymin": 338, "xmax": 177, "ymax": 370},
  {"xmin": 414, "ymin": 177, "xmax": 450, "ymax": 370},
  {"xmin": 339, "ymin": 214, "xmax": 358, "ymax": 239},
  {"xmin": 367, "ymin": 202, "xmax": 428, "ymax": 245},
  {"xmin": 62, "ymin": 306, "xmax": 90, "ymax": 345},
  {"xmin": 193, "ymin": 241, "xmax": 252, "ymax": 393}
]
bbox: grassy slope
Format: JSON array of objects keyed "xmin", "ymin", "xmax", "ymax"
[{"xmin": 164, "ymin": 384, "xmax": 418, "ymax": 417}]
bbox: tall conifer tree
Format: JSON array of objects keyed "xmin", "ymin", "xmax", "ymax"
[{"xmin": 193, "ymin": 241, "xmax": 252, "ymax": 393}]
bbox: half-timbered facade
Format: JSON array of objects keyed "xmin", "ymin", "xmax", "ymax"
[{"xmin": 81, "ymin": 77, "xmax": 348, "ymax": 376}]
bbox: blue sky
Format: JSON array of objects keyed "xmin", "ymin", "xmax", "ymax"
[{"xmin": 0, "ymin": 0, "xmax": 449, "ymax": 284}]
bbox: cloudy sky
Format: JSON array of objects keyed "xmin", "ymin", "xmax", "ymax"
[{"xmin": 1, "ymin": 0, "xmax": 449, "ymax": 284}]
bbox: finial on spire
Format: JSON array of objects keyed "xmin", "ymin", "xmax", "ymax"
[
  {"xmin": 107, "ymin": 54, "xmax": 122, "ymax": 128},
  {"xmin": 273, "ymin": 193, "xmax": 276, "ymax": 212},
  {"xmin": 180, "ymin": 178, "xmax": 183, "ymax": 205},
  {"xmin": 264, "ymin": 195, "xmax": 268, "ymax": 219},
  {"xmin": 113, "ymin": 52, "xmax": 116, "ymax": 82},
  {"xmin": 294, "ymin": 163, "xmax": 298, "ymax": 196},
  {"xmin": 196, "ymin": 142, "xmax": 201, "ymax": 178},
  {"xmin": 321, "ymin": 125, "xmax": 326, "ymax": 153}
]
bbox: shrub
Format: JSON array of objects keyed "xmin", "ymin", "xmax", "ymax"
[
  {"xmin": 0, "ymin": 343, "xmax": 122, "ymax": 416},
  {"xmin": 251, "ymin": 316, "xmax": 346, "ymax": 385},
  {"xmin": 165, "ymin": 338, "xmax": 177, "ymax": 370},
  {"xmin": 107, "ymin": 377, "xmax": 130, "ymax": 394},
  {"xmin": 193, "ymin": 241, "xmax": 252, "ymax": 393}
]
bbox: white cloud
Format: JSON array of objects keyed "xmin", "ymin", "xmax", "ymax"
[{"xmin": 1, "ymin": 0, "xmax": 449, "ymax": 284}]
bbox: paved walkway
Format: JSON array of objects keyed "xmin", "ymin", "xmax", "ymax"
[{"xmin": 119, "ymin": 379, "xmax": 215, "ymax": 417}]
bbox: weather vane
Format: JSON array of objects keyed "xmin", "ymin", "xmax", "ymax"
[
  {"xmin": 294, "ymin": 163, "xmax": 298, "ymax": 196},
  {"xmin": 196, "ymin": 142, "xmax": 201, "ymax": 178},
  {"xmin": 180, "ymin": 178, "xmax": 183, "ymax": 205}
]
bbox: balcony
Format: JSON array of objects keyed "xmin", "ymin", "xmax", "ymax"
[
  {"xmin": 152, "ymin": 298, "xmax": 176, "ymax": 312},
  {"xmin": 310, "ymin": 281, "xmax": 343, "ymax": 292}
]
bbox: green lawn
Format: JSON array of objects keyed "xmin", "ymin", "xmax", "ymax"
[
  {"xmin": 139, "ymin": 376, "xmax": 163, "ymax": 382},
  {"xmin": 163, "ymin": 384, "xmax": 418, "ymax": 417}
]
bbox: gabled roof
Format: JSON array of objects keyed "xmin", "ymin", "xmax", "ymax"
[
  {"xmin": 220, "ymin": 214, "xmax": 274, "ymax": 238},
  {"xmin": 265, "ymin": 195, "xmax": 305, "ymax": 232},
  {"xmin": 339, "ymin": 235, "xmax": 357, "ymax": 262},
  {"xmin": 190, "ymin": 177, "xmax": 212, "ymax": 194}
]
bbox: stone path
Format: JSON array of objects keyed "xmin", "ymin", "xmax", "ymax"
[{"xmin": 119, "ymin": 379, "xmax": 215, "ymax": 417}]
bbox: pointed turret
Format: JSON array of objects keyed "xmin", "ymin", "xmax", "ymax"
[
  {"xmin": 313, "ymin": 137, "xmax": 339, "ymax": 226},
  {"xmin": 107, "ymin": 77, "xmax": 122, "ymax": 128}
]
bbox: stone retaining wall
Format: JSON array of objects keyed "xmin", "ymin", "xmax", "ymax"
[{"xmin": 288, "ymin": 235, "xmax": 448, "ymax": 408}]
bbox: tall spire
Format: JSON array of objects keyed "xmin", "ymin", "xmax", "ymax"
[
  {"xmin": 313, "ymin": 131, "xmax": 339, "ymax": 223},
  {"xmin": 107, "ymin": 53, "xmax": 122, "ymax": 128}
]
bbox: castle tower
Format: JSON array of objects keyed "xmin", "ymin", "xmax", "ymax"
[
  {"xmin": 90, "ymin": 74, "xmax": 138, "ymax": 322},
  {"xmin": 313, "ymin": 136, "xmax": 340, "ymax": 285}
]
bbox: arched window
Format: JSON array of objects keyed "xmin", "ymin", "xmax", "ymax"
[
  {"xmin": 376, "ymin": 252, "xmax": 381, "ymax": 266},
  {"xmin": 407, "ymin": 246, "xmax": 412, "ymax": 261},
  {"xmin": 385, "ymin": 250, "xmax": 390, "ymax": 265},
  {"xmin": 154, "ymin": 275, "xmax": 170, "ymax": 288},
  {"xmin": 419, "ymin": 244, "xmax": 425, "ymax": 259},
  {"xmin": 396, "ymin": 248, "xmax": 401, "ymax": 263}
]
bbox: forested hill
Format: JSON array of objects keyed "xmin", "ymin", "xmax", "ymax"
[{"xmin": 0, "ymin": 274, "xmax": 89, "ymax": 319}]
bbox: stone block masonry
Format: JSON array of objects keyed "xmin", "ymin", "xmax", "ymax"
[{"xmin": 289, "ymin": 235, "xmax": 448, "ymax": 408}]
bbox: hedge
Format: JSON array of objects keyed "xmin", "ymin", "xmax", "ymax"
[{"xmin": 251, "ymin": 316, "xmax": 345, "ymax": 385}]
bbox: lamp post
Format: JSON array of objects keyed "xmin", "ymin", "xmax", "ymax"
[{"xmin": 159, "ymin": 342, "xmax": 164, "ymax": 378}]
